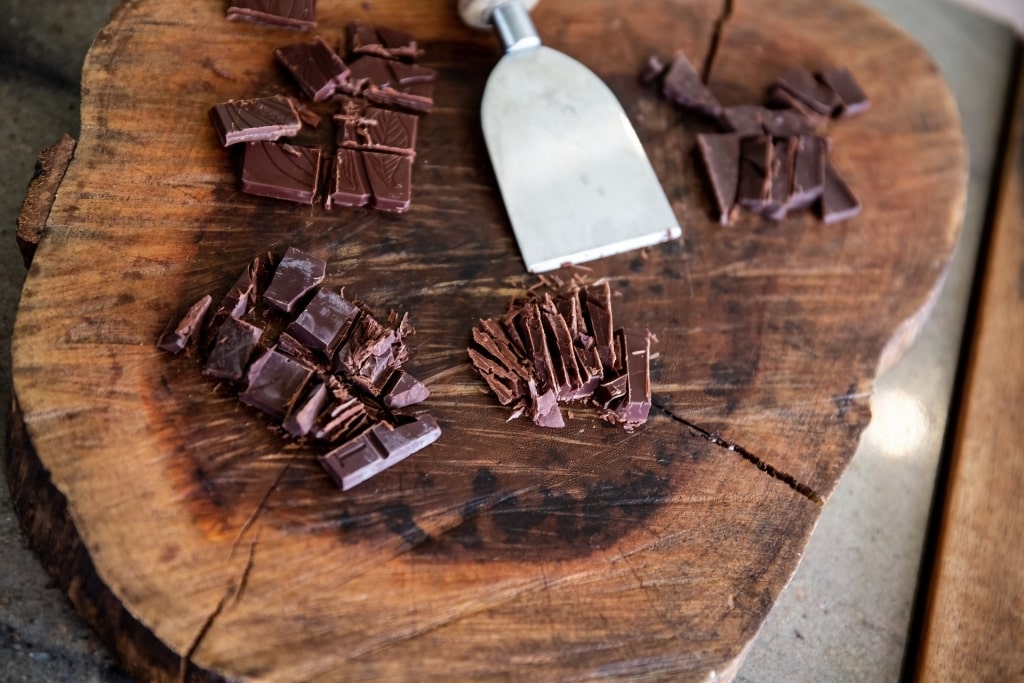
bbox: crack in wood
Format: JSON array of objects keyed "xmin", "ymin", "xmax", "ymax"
[
  {"xmin": 700, "ymin": 0, "xmax": 735, "ymax": 83},
  {"xmin": 653, "ymin": 401, "xmax": 824, "ymax": 506}
]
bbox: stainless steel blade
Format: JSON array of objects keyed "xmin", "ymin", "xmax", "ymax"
[{"xmin": 480, "ymin": 2, "xmax": 681, "ymax": 273}]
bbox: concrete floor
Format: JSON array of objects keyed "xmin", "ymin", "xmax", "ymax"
[{"xmin": 0, "ymin": 1, "xmax": 1017, "ymax": 682}]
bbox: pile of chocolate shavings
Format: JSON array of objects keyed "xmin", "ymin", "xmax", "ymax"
[
  {"xmin": 158, "ymin": 247, "xmax": 439, "ymax": 491},
  {"xmin": 642, "ymin": 50, "xmax": 868, "ymax": 225},
  {"xmin": 469, "ymin": 276, "xmax": 654, "ymax": 431},
  {"xmin": 208, "ymin": 18, "xmax": 435, "ymax": 213}
]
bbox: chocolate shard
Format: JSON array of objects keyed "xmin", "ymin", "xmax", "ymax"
[
  {"xmin": 771, "ymin": 67, "xmax": 841, "ymax": 117},
  {"xmin": 788, "ymin": 135, "xmax": 828, "ymax": 211},
  {"xmin": 343, "ymin": 55, "xmax": 394, "ymax": 95},
  {"xmin": 283, "ymin": 379, "xmax": 329, "ymax": 437},
  {"xmin": 239, "ymin": 346, "xmax": 315, "ymax": 420},
  {"xmin": 472, "ymin": 319, "xmax": 532, "ymax": 382},
  {"xmin": 362, "ymin": 151, "xmax": 413, "ymax": 213},
  {"xmin": 581, "ymin": 281, "xmax": 616, "ymax": 372},
  {"xmin": 312, "ymin": 385, "xmax": 372, "ymax": 444},
  {"xmin": 263, "ymin": 246, "xmax": 326, "ymax": 314},
  {"xmin": 696, "ymin": 133, "xmax": 742, "ymax": 225},
  {"xmin": 274, "ymin": 36, "xmax": 350, "ymax": 102},
  {"xmin": 640, "ymin": 54, "xmax": 668, "ymax": 86},
  {"xmin": 817, "ymin": 67, "xmax": 869, "ymax": 118},
  {"xmin": 203, "ymin": 316, "xmax": 263, "ymax": 382},
  {"xmin": 209, "ymin": 95, "xmax": 302, "ymax": 147},
  {"xmin": 820, "ymin": 161, "xmax": 861, "ymax": 223},
  {"xmin": 387, "ymin": 61, "xmax": 436, "ymax": 86},
  {"xmin": 661, "ymin": 51, "xmax": 722, "ymax": 118},
  {"xmin": 334, "ymin": 307, "xmax": 413, "ymax": 395},
  {"xmin": 326, "ymin": 148, "xmax": 372, "ymax": 209},
  {"xmin": 318, "ymin": 415, "xmax": 440, "ymax": 491},
  {"xmin": 764, "ymin": 136, "xmax": 797, "ymax": 221},
  {"xmin": 603, "ymin": 328, "xmax": 652, "ymax": 429},
  {"xmin": 158, "ymin": 295, "xmax": 213, "ymax": 354},
  {"xmin": 336, "ymin": 104, "xmax": 419, "ymax": 157},
  {"xmin": 381, "ymin": 370, "xmax": 430, "ymax": 409},
  {"xmin": 593, "ymin": 373, "xmax": 628, "ymax": 410},
  {"xmin": 539, "ymin": 293, "xmax": 584, "ymax": 400},
  {"xmin": 286, "ymin": 288, "xmax": 360, "ymax": 355},
  {"xmin": 736, "ymin": 135, "xmax": 773, "ymax": 214},
  {"xmin": 240, "ymin": 141, "xmax": 322, "ymax": 205},
  {"xmin": 226, "ymin": 0, "xmax": 316, "ymax": 31},
  {"xmin": 528, "ymin": 379, "xmax": 564, "ymax": 429}
]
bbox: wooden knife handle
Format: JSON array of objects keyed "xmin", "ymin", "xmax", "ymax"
[{"xmin": 458, "ymin": 0, "xmax": 540, "ymax": 29}]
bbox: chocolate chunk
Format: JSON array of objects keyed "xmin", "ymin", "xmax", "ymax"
[
  {"xmin": 661, "ymin": 51, "xmax": 722, "ymax": 118},
  {"xmin": 336, "ymin": 105, "xmax": 419, "ymax": 157},
  {"xmin": 347, "ymin": 22, "xmax": 424, "ymax": 61},
  {"xmin": 289, "ymin": 97, "xmax": 322, "ymax": 127},
  {"xmin": 696, "ymin": 133, "xmax": 741, "ymax": 225},
  {"xmin": 365, "ymin": 82, "xmax": 435, "ymax": 114},
  {"xmin": 286, "ymin": 288, "xmax": 360, "ymax": 354},
  {"xmin": 764, "ymin": 136, "xmax": 797, "ymax": 220},
  {"xmin": 209, "ymin": 95, "xmax": 302, "ymax": 147},
  {"xmin": 736, "ymin": 135, "xmax": 773, "ymax": 213},
  {"xmin": 581, "ymin": 281, "xmax": 616, "ymax": 372},
  {"xmin": 381, "ymin": 370, "xmax": 430, "ymax": 409},
  {"xmin": 608, "ymin": 328, "xmax": 652, "ymax": 429},
  {"xmin": 788, "ymin": 135, "xmax": 828, "ymax": 211},
  {"xmin": 216, "ymin": 255, "xmax": 273, "ymax": 321},
  {"xmin": 326, "ymin": 148, "xmax": 372, "ymax": 209},
  {"xmin": 283, "ymin": 379, "xmax": 329, "ymax": 437},
  {"xmin": 312, "ymin": 387, "xmax": 371, "ymax": 445},
  {"xmin": 528, "ymin": 379, "xmax": 564, "ymax": 429},
  {"xmin": 335, "ymin": 308, "xmax": 413, "ymax": 394},
  {"xmin": 239, "ymin": 346, "xmax": 315, "ymax": 419},
  {"xmin": 721, "ymin": 105, "xmax": 768, "ymax": 136},
  {"xmin": 820, "ymin": 161, "xmax": 861, "ymax": 223},
  {"xmin": 318, "ymin": 415, "xmax": 440, "ymax": 491},
  {"xmin": 263, "ymin": 246, "xmax": 326, "ymax": 314},
  {"xmin": 593, "ymin": 373, "xmax": 627, "ymax": 410},
  {"xmin": 203, "ymin": 316, "xmax": 263, "ymax": 381},
  {"xmin": 817, "ymin": 67, "xmax": 869, "ymax": 117},
  {"xmin": 240, "ymin": 141, "xmax": 322, "ymax": 205},
  {"xmin": 226, "ymin": 0, "xmax": 316, "ymax": 31},
  {"xmin": 362, "ymin": 151, "xmax": 413, "ymax": 213},
  {"xmin": 539, "ymin": 294, "xmax": 584, "ymax": 400},
  {"xmin": 771, "ymin": 67, "xmax": 841, "ymax": 117},
  {"xmin": 274, "ymin": 36, "xmax": 350, "ymax": 102},
  {"xmin": 158, "ymin": 295, "xmax": 212, "ymax": 354},
  {"xmin": 516, "ymin": 301, "xmax": 557, "ymax": 395}
]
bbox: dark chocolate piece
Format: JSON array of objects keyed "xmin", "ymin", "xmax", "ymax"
[
  {"xmin": 381, "ymin": 370, "xmax": 430, "ymax": 409},
  {"xmin": 274, "ymin": 36, "xmax": 349, "ymax": 102},
  {"xmin": 283, "ymin": 379, "xmax": 329, "ymax": 437},
  {"xmin": 336, "ymin": 105, "xmax": 419, "ymax": 157},
  {"xmin": 817, "ymin": 67, "xmax": 870, "ymax": 117},
  {"xmin": 335, "ymin": 309, "xmax": 413, "ymax": 395},
  {"xmin": 593, "ymin": 373, "xmax": 627, "ymax": 410},
  {"xmin": 263, "ymin": 246, "xmax": 326, "ymax": 314},
  {"xmin": 771, "ymin": 67, "xmax": 842, "ymax": 117},
  {"xmin": 365, "ymin": 84, "xmax": 434, "ymax": 114},
  {"xmin": 764, "ymin": 137, "xmax": 797, "ymax": 220},
  {"xmin": 239, "ymin": 346, "xmax": 315, "ymax": 420},
  {"xmin": 347, "ymin": 21, "xmax": 424, "ymax": 61},
  {"xmin": 240, "ymin": 141, "xmax": 322, "ymax": 205},
  {"xmin": 318, "ymin": 415, "xmax": 440, "ymax": 490},
  {"xmin": 286, "ymin": 288, "xmax": 360, "ymax": 354},
  {"xmin": 203, "ymin": 316, "xmax": 263, "ymax": 382},
  {"xmin": 761, "ymin": 108, "xmax": 816, "ymax": 137},
  {"xmin": 216, "ymin": 255, "xmax": 273, "ymax": 321},
  {"xmin": 387, "ymin": 61, "xmax": 437, "ymax": 86},
  {"xmin": 661, "ymin": 51, "xmax": 722, "ymax": 118},
  {"xmin": 312, "ymin": 385, "xmax": 372, "ymax": 445},
  {"xmin": 788, "ymin": 135, "xmax": 828, "ymax": 211},
  {"xmin": 696, "ymin": 133, "xmax": 741, "ymax": 225},
  {"xmin": 820, "ymin": 161, "xmax": 861, "ymax": 223},
  {"xmin": 362, "ymin": 151, "xmax": 413, "ymax": 213},
  {"xmin": 344, "ymin": 55, "xmax": 394, "ymax": 94},
  {"xmin": 608, "ymin": 328, "xmax": 652, "ymax": 429},
  {"xmin": 209, "ymin": 96, "xmax": 302, "ymax": 147},
  {"xmin": 517, "ymin": 301, "xmax": 557, "ymax": 395},
  {"xmin": 226, "ymin": 0, "xmax": 316, "ymax": 31},
  {"xmin": 736, "ymin": 135, "xmax": 773, "ymax": 213},
  {"xmin": 582, "ymin": 281, "xmax": 616, "ymax": 372},
  {"xmin": 640, "ymin": 54, "xmax": 668, "ymax": 86},
  {"xmin": 158, "ymin": 295, "xmax": 212, "ymax": 354},
  {"xmin": 326, "ymin": 148, "xmax": 372, "ymax": 209}
]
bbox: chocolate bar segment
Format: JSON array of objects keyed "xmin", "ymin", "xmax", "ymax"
[
  {"xmin": 336, "ymin": 105, "xmax": 419, "ymax": 157},
  {"xmin": 607, "ymin": 328, "xmax": 652, "ymax": 429},
  {"xmin": 820, "ymin": 161, "xmax": 861, "ymax": 223},
  {"xmin": 381, "ymin": 370, "xmax": 430, "ymax": 409},
  {"xmin": 788, "ymin": 135, "xmax": 828, "ymax": 211},
  {"xmin": 275, "ymin": 36, "xmax": 349, "ymax": 102},
  {"xmin": 209, "ymin": 96, "xmax": 302, "ymax": 147},
  {"xmin": 696, "ymin": 133, "xmax": 741, "ymax": 225},
  {"xmin": 582, "ymin": 281, "xmax": 616, "ymax": 372},
  {"xmin": 661, "ymin": 50, "xmax": 722, "ymax": 118},
  {"xmin": 362, "ymin": 151, "xmax": 413, "ymax": 213},
  {"xmin": 240, "ymin": 141, "xmax": 322, "ymax": 205},
  {"xmin": 318, "ymin": 416, "xmax": 440, "ymax": 491},
  {"xmin": 263, "ymin": 246, "xmax": 326, "ymax": 314},
  {"xmin": 736, "ymin": 135, "xmax": 773, "ymax": 214},
  {"xmin": 239, "ymin": 346, "xmax": 315, "ymax": 419},
  {"xmin": 226, "ymin": 0, "xmax": 316, "ymax": 31},
  {"xmin": 771, "ymin": 67, "xmax": 842, "ymax": 117},
  {"xmin": 326, "ymin": 148, "xmax": 372, "ymax": 209},
  {"xmin": 203, "ymin": 316, "xmax": 263, "ymax": 381},
  {"xmin": 764, "ymin": 136, "xmax": 797, "ymax": 220},
  {"xmin": 817, "ymin": 67, "xmax": 870, "ymax": 117}
]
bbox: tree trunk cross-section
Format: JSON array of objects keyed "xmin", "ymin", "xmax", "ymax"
[{"xmin": 9, "ymin": 0, "xmax": 965, "ymax": 680}]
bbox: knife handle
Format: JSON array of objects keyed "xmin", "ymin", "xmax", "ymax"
[{"xmin": 458, "ymin": 0, "xmax": 539, "ymax": 29}]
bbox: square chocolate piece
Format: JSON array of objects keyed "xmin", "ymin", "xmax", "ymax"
[
  {"xmin": 203, "ymin": 316, "xmax": 263, "ymax": 382},
  {"xmin": 336, "ymin": 105, "xmax": 419, "ymax": 157},
  {"xmin": 697, "ymin": 133, "xmax": 741, "ymax": 225},
  {"xmin": 286, "ymin": 288, "xmax": 360, "ymax": 354},
  {"xmin": 240, "ymin": 141, "xmax": 322, "ymax": 205}
]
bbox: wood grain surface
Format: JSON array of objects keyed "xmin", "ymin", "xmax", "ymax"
[
  {"xmin": 8, "ymin": 0, "xmax": 965, "ymax": 680},
  {"xmin": 914, "ymin": 57, "xmax": 1024, "ymax": 682}
]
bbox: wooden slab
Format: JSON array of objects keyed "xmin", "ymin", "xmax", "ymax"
[
  {"xmin": 914, "ymin": 54, "xmax": 1024, "ymax": 681},
  {"xmin": 8, "ymin": 0, "xmax": 965, "ymax": 680}
]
